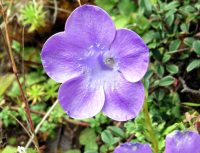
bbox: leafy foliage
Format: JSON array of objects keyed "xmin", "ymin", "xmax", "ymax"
[
  {"xmin": 79, "ymin": 128, "xmax": 98, "ymax": 152},
  {"xmin": 1, "ymin": 0, "xmax": 200, "ymax": 153},
  {"xmin": 19, "ymin": 2, "xmax": 46, "ymax": 32}
]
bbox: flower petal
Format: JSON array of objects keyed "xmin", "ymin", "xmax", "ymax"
[
  {"xmin": 41, "ymin": 32, "xmax": 86, "ymax": 83},
  {"xmin": 65, "ymin": 5, "xmax": 116, "ymax": 49},
  {"xmin": 110, "ymin": 29, "xmax": 149, "ymax": 82},
  {"xmin": 165, "ymin": 130, "xmax": 200, "ymax": 153},
  {"xmin": 102, "ymin": 74, "xmax": 145, "ymax": 121},
  {"xmin": 114, "ymin": 142, "xmax": 152, "ymax": 153},
  {"xmin": 58, "ymin": 75, "xmax": 105, "ymax": 119}
]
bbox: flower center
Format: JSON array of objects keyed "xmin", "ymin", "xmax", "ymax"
[
  {"xmin": 83, "ymin": 44, "xmax": 118, "ymax": 72},
  {"xmin": 104, "ymin": 57, "xmax": 115, "ymax": 68},
  {"xmin": 102, "ymin": 51, "xmax": 118, "ymax": 70},
  {"xmin": 79, "ymin": 44, "xmax": 120, "ymax": 88}
]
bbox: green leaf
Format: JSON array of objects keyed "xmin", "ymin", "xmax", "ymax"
[
  {"xmin": 193, "ymin": 40, "xmax": 200, "ymax": 54},
  {"xmin": 159, "ymin": 76, "xmax": 174, "ymax": 86},
  {"xmin": 95, "ymin": 0, "xmax": 118, "ymax": 11},
  {"xmin": 178, "ymin": 53, "xmax": 190, "ymax": 60},
  {"xmin": 20, "ymin": 2, "xmax": 46, "ymax": 32},
  {"xmin": 118, "ymin": 0, "xmax": 136, "ymax": 15},
  {"xmin": 12, "ymin": 40, "xmax": 21, "ymax": 52},
  {"xmin": 155, "ymin": 89, "xmax": 165, "ymax": 101},
  {"xmin": 79, "ymin": 128, "xmax": 98, "ymax": 151},
  {"xmin": 166, "ymin": 64, "xmax": 179, "ymax": 74},
  {"xmin": 143, "ymin": 30, "xmax": 155, "ymax": 44},
  {"xmin": 180, "ymin": 23, "xmax": 189, "ymax": 32},
  {"xmin": 156, "ymin": 64, "xmax": 164, "ymax": 77},
  {"xmin": 113, "ymin": 15, "xmax": 131, "ymax": 28},
  {"xmin": 181, "ymin": 5, "xmax": 196, "ymax": 14},
  {"xmin": 165, "ymin": 9, "xmax": 177, "ymax": 19},
  {"xmin": 186, "ymin": 59, "xmax": 200, "ymax": 72},
  {"xmin": 183, "ymin": 37, "xmax": 195, "ymax": 47},
  {"xmin": 151, "ymin": 0, "xmax": 157, "ymax": 4},
  {"xmin": 183, "ymin": 102, "xmax": 200, "ymax": 107},
  {"xmin": 166, "ymin": 14, "xmax": 174, "ymax": 26},
  {"xmin": 2, "ymin": 146, "xmax": 17, "ymax": 153},
  {"xmin": 66, "ymin": 149, "xmax": 81, "ymax": 153},
  {"xmin": 151, "ymin": 21, "xmax": 162, "ymax": 29},
  {"xmin": 84, "ymin": 151, "xmax": 98, "ymax": 153},
  {"xmin": 195, "ymin": 2, "xmax": 200, "ymax": 9},
  {"xmin": 132, "ymin": 15, "xmax": 150, "ymax": 33},
  {"xmin": 164, "ymin": 1, "xmax": 180, "ymax": 11},
  {"xmin": 169, "ymin": 40, "xmax": 181, "ymax": 51},
  {"xmin": 185, "ymin": 5, "xmax": 196, "ymax": 13},
  {"xmin": 27, "ymin": 148, "xmax": 38, "ymax": 153},
  {"xmin": 139, "ymin": 0, "xmax": 152, "ymax": 13},
  {"xmin": 100, "ymin": 145, "xmax": 109, "ymax": 153},
  {"xmin": 153, "ymin": 80, "xmax": 160, "ymax": 87},
  {"xmin": 0, "ymin": 74, "xmax": 15, "ymax": 96},
  {"xmin": 148, "ymin": 42, "xmax": 157, "ymax": 49},
  {"xmin": 101, "ymin": 130, "xmax": 115, "ymax": 145},
  {"xmin": 108, "ymin": 126, "xmax": 125, "ymax": 138},
  {"xmin": 163, "ymin": 123, "xmax": 180, "ymax": 135},
  {"xmin": 162, "ymin": 53, "xmax": 171, "ymax": 63}
]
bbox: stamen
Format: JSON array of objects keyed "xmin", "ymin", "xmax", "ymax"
[{"xmin": 105, "ymin": 57, "xmax": 115, "ymax": 68}]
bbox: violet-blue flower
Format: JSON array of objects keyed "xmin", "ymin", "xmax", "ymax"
[
  {"xmin": 165, "ymin": 130, "xmax": 200, "ymax": 153},
  {"xmin": 41, "ymin": 5, "xmax": 149, "ymax": 121},
  {"xmin": 114, "ymin": 142, "xmax": 152, "ymax": 153}
]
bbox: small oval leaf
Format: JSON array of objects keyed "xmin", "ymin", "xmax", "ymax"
[
  {"xmin": 159, "ymin": 76, "xmax": 175, "ymax": 86},
  {"xmin": 166, "ymin": 64, "xmax": 179, "ymax": 74},
  {"xmin": 193, "ymin": 40, "xmax": 200, "ymax": 54},
  {"xmin": 186, "ymin": 59, "xmax": 200, "ymax": 72}
]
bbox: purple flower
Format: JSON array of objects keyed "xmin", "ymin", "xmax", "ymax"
[
  {"xmin": 41, "ymin": 5, "xmax": 149, "ymax": 121},
  {"xmin": 165, "ymin": 130, "xmax": 200, "ymax": 153},
  {"xmin": 114, "ymin": 142, "xmax": 152, "ymax": 153}
]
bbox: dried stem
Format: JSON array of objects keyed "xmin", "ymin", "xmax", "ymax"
[
  {"xmin": 77, "ymin": 0, "xmax": 81, "ymax": 6},
  {"xmin": 7, "ymin": 108, "xmax": 32, "ymax": 138},
  {"xmin": 179, "ymin": 77, "xmax": 200, "ymax": 95},
  {"xmin": 45, "ymin": 5, "xmax": 71, "ymax": 14},
  {"xmin": 10, "ymin": 106, "xmax": 89, "ymax": 127},
  {"xmin": 0, "ymin": 1, "xmax": 40, "ymax": 151},
  {"xmin": 53, "ymin": 0, "xmax": 58, "ymax": 23},
  {"xmin": 25, "ymin": 100, "xmax": 59, "ymax": 149},
  {"xmin": 168, "ymin": 48, "xmax": 190, "ymax": 54}
]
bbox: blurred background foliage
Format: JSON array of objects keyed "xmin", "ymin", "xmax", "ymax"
[{"xmin": 0, "ymin": 0, "xmax": 200, "ymax": 153}]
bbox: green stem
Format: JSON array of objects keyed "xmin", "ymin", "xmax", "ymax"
[{"xmin": 143, "ymin": 96, "xmax": 159, "ymax": 153}]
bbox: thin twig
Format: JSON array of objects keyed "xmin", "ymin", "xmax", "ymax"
[
  {"xmin": 0, "ymin": 1, "xmax": 40, "ymax": 151},
  {"xmin": 179, "ymin": 77, "xmax": 200, "ymax": 95},
  {"xmin": 77, "ymin": 0, "xmax": 81, "ymax": 6},
  {"xmin": 0, "ymin": 106, "xmax": 31, "ymax": 138},
  {"xmin": 44, "ymin": 6, "xmax": 71, "ymax": 14},
  {"xmin": 168, "ymin": 48, "xmax": 190, "ymax": 54},
  {"xmin": 25, "ymin": 100, "xmax": 59, "ymax": 149},
  {"xmin": 63, "ymin": 118, "xmax": 89, "ymax": 127},
  {"xmin": 127, "ymin": 134, "xmax": 135, "ymax": 142},
  {"xmin": 53, "ymin": 0, "xmax": 58, "ymax": 23},
  {"xmin": 10, "ymin": 112, "xmax": 32, "ymax": 138},
  {"xmin": 10, "ymin": 106, "xmax": 89, "ymax": 127},
  {"xmin": 21, "ymin": 26, "xmax": 25, "ymax": 89},
  {"xmin": 23, "ymin": 60, "xmax": 42, "ymax": 67}
]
